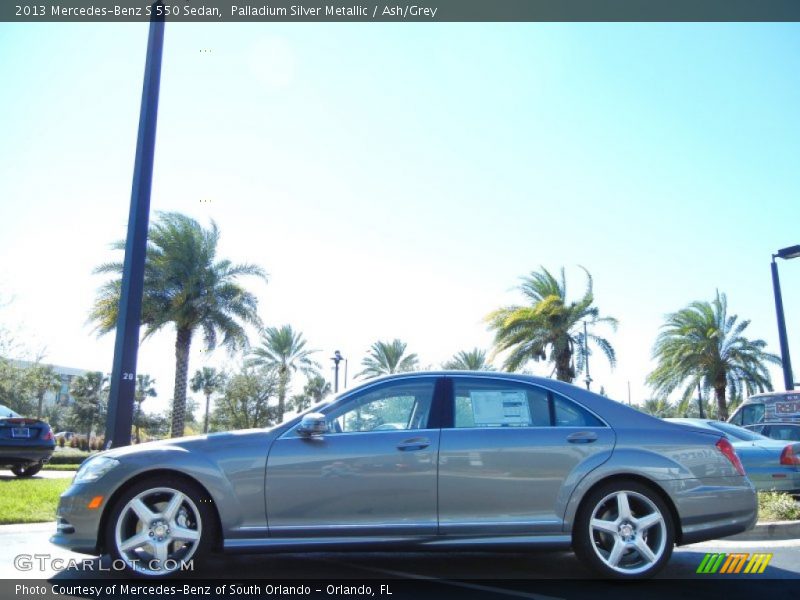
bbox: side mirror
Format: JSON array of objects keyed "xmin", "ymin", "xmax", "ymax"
[{"xmin": 296, "ymin": 413, "xmax": 328, "ymax": 437}]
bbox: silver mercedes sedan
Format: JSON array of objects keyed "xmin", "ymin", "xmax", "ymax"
[{"xmin": 51, "ymin": 372, "xmax": 756, "ymax": 579}]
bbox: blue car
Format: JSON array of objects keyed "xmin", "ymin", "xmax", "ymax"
[
  {"xmin": 667, "ymin": 418, "xmax": 800, "ymax": 494},
  {"xmin": 0, "ymin": 403, "xmax": 55, "ymax": 477}
]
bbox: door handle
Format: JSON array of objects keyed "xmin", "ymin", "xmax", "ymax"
[
  {"xmin": 397, "ymin": 438, "xmax": 430, "ymax": 451},
  {"xmin": 567, "ymin": 431, "xmax": 598, "ymax": 444}
]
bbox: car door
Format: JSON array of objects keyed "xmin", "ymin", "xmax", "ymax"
[
  {"xmin": 438, "ymin": 376, "xmax": 615, "ymax": 535},
  {"xmin": 265, "ymin": 376, "xmax": 442, "ymax": 537}
]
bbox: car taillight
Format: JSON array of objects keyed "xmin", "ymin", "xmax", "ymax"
[
  {"xmin": 716, "ymin": 437, "xmax": 746, "ymax": 476},
  {"xmin": 40, "ymin": 427, "xmax": 53, "ymax": 441},
  {"xmin": 780, "ymin": 444, "xmax": 800, "ymax": 467}
]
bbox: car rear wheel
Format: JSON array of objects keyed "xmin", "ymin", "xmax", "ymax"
[
  {"xmin": 573, "ymin": 480, "xmax": 674, "ymax": 579},
  {"xmin": 105, "ymin": 476, "xmax": 214, "ymax": 577},
  {"xmin": 11, "ymin": 463, "xmax": 42, "ymax": 477}
]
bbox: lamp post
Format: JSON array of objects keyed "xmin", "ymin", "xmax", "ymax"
[
  {"xmin": 771, "ymin": 244, "xmax": 800, "ymax": 391},
  {"xmin": 104, "ymin": 3, "xmax": 165, "ymax": 449},
  {"xmin": 331, "ymin": 350, "xmax": 344, "ymax": 393}
]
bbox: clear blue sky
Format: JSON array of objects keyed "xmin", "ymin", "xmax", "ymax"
[{"xmin": 1, "ymin": 23, "xmax": 799, "ymax": 413}]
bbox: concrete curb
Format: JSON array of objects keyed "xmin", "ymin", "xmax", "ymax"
[{"xmin": 726, "ymin": 520, "xmax": 800, "ymax": 541}]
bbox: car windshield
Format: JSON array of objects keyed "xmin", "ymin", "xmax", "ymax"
[{"xmin": 705, "ymin": 420, "xmax": 770, "ymax": 442}]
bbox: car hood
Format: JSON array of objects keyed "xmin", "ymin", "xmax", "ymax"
[{"xmin": 99, "ymin": 426, "xmax": 283, "ymax": 461}]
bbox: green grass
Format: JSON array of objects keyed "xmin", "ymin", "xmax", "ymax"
[
  {"xmin": 758, "ymin": 491, "xmax": 800, "ymax": 522},
  {"xmin": 0, "ymin": 478, "xmax": 71, "ymax": 524},
  {"xmin": 42, "ymin": 464, "xmax": 78, "ymax": 471}
]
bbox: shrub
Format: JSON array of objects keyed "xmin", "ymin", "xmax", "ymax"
[
  {"xmin": 58, "ymin": 437, "xmax": 65, "ymax": 448},
  {"xmin": 47, "ymin": 453, "xmax": 89, "ymax": 465},
  {"xmin": 758, "ymin": 491, "xmax": 800, "ymax": 522}
]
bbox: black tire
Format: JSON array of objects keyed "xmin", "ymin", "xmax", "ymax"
[
  {"xmin": 104, "ymin": 475, "xmax": 216, "ymax": 577},
  {"xmin": 573, "ymin": 479, "xmax": 674, "ymax": 579},
  {"xmin": 11, "ymin": 463, "xmax": 42, "ymax": 477}
]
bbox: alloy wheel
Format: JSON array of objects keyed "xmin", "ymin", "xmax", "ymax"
[
  {"xmin": 113, "ymin": 486, "xmax": 203, "ymax": 576},
  {"xmin": 587, "ymin": 490, "xmax": 667, "ymax": 575}
]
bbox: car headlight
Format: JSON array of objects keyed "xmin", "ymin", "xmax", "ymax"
[{"xmin": 73, "ymin": 456, "xmax": 120, "ymax": 484}]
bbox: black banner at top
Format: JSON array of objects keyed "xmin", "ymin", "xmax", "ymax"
[{"xmin": 4, "ymin": 0, "xmax": 800, "ymax": 23}]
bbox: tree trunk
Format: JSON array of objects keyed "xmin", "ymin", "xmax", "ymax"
[
  {"xmin": 134, "ymin": 400, "xmax": 142, "ymax": 443},
  {"xmin": 37, "ymin": 392, "xmax": 44, "ymax": 419},
  {"xmin": 277, "ymin": 368, "xmax": 289, "ymax": 423},
  {"xmin": 204, "ymin": 392, "xmax": 211, "ymax": 433},
  {"xmin": 714, "ymin": 375, "xmax": 728, "ymax": 420},
  {"xmin": 555, "ymin": 350, "xmax": 574, "ymax": 383},
  {"xmin": 170, "ymin": 328, "xmax": 193, "ymax": 438}
]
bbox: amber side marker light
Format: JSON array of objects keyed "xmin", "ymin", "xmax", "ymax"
[{"xmin": 87, "ymin": 496, "xmax": 104, "ymax": 510}]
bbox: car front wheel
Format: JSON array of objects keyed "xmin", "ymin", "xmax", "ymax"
[
  {"xmin": 573, "ymin": 480, "xmax": 674, "ymax": 579},
  {"xmin": 105, "ymin": 476, "xmax": 214, "ymax": 577}
]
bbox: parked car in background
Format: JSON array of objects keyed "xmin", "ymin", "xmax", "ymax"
[
  {"xmin": 728, "ymin": 391, "xmax": 800, "ymax": 427},
  {"xmin": 52, "ymin": 373, "xmax": 757, "ymax": 579},
  {"xmin": 744, "ymin": 422, "xmax": 800, "ymax": 442},
  {"xmin": 0, "ymin": 403, "xmax": 56, "ymax": 477},
  {"xmin": 54, "ymin": 431, "xmax": 77, "ymax": 442},
  {"xmin": 666, "ymin": 418, "xmax": 800, "ymax": 494}
]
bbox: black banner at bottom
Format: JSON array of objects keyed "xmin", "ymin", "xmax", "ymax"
[{"xmin": 2, "ymin": 579, "xmax": 798, "ymax": 600}]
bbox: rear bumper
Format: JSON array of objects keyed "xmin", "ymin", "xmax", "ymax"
[
  {"xmin": 675, "ymin": 478, "xmax": 758, "ymax": 545},
  {"xmin": 748, "ymin": 472, "xmax": 800, "ymax": 495},
  {"xmin": 0, "ymin": 444, "xmax": 54, "ymax": 466}
]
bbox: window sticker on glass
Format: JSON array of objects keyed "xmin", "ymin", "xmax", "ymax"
[{"xmin": 471, "ymin": 390, "xmax": 531, "ymax": 426}]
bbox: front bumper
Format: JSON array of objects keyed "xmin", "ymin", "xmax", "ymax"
[{"xmin": 49, "ymin": 482, "xmax": 105, "ymax": 556}]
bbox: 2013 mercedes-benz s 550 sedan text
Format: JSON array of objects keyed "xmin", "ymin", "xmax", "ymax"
[{"xmin": 51, "ymin": 372, "xmax": 757, "ymax": 579}]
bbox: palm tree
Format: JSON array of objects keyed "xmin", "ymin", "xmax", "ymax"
[
  {"xmin": 303, "ymin": 374, "xmax": 332, "ymax": 403},
  {"xmin": 442, "ymin": 348, "xmax": 494, "ymax": 371},
  {"xmin": 134, "ymin": 374, "xmax": 157, "ymax": 443},
  {"xmin": 191, "ymin": 367, "xmax": 225, "ymax": 434},
  {"xmin": 646, "ymin": 291, "xmax": 780, "ymax": 420},
  {"xmin": 357, "ymin": 339, "xmax": 419, "ymax": 379},
  {"xmin": 68, "ymin": 372, "xmax": 108, "ymax": 446},
  {"xmin": 27, "ymin": 363, "xmax": 62, "ymax": 419},
  {"xmin": 639, "ymin": 398, "xmax": 676, "ymax": 418},
  {"xmin": 247, "ymin": 325, "xmax": 320, "ymax": 422},
  {"xmin": 90, "ymin": 212, "xmax": 266, "ymax": 438},
  {"xmin": 486, "ymin": 267, "xmax": 617, "ymax": 382}
]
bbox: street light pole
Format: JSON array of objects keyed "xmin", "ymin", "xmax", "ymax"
[
  {"xmin": 331, "ymin": 350, "xmax": 343, "ymax": 393},
  {"xmin": 771, "ymin": 244, "xmax": 800, "ymax": 392},
  {"xmin": 104, "ymin": 3, "xmax": 165, "ymax": 449}
]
